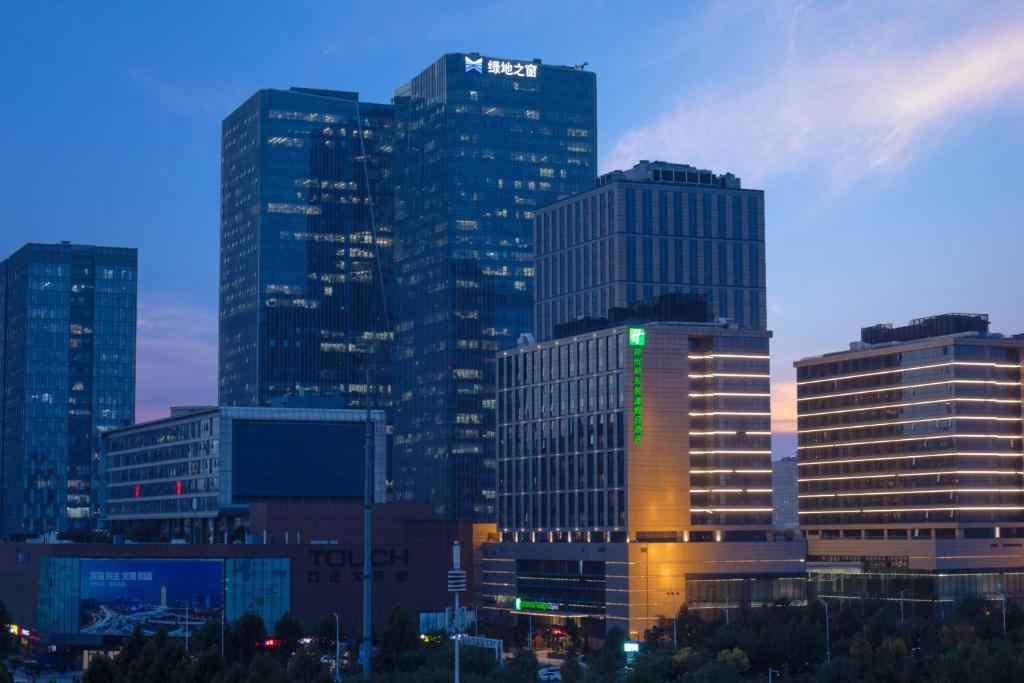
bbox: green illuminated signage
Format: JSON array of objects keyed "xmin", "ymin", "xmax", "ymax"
[
  {"xmin": 630, "ymin": 329, "xmax": 645, "ymax": 442},
  {"xmin": 514, "ymin": 597, "xmax": 559, "ymax": 612}
]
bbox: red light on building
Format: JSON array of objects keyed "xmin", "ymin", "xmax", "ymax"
[
  {"xmin": 134, "ymin": 485, "xmax": 140, "ymax": 498},
  {"xmin": 175, "ymin": 480, "xmax": 182, "ymax": 496},
  {"xmin": 263, "ymin": 638, "xmax": 280, "ymax": 648}
]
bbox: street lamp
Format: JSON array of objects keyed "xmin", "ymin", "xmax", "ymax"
[
  {"xmin": 768, "ymin": 667, "xmax": 781, "ymax": 683},
  {"xmin": 898, "ymin": 589, "xmax": 909, "ymax": 623},
  {"xmin": 818, "ymin": 599, "xmax": 830, "ymax": 663},
  {"xmin": 666, "ymin": 591, "xmax": 682, "ymax": 648},
  {"xmin": 332, "ymin": 612, "xmax": 341, "ymax": 682}
]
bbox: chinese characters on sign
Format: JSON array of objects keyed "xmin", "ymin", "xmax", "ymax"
[
  {"xmin": 629, "ymin": 328, "xmax": 645, "ymax": 443},
  {"xmin": 464, "ymin": 56, "xmax": 538, "ymax": 78}
]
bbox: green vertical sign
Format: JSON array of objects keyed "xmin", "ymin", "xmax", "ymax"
[{"xmin": 629, "ymin": 328, "xmax": 645, "ymax": 442}]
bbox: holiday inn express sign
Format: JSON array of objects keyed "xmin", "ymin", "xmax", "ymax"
[{"xmin": 629, "ymin": 327, "xmax": 645, "ymax": 443}]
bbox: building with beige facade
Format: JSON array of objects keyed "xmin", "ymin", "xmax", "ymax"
[
  {"xmin": 795, "ymin": 313, "xmax": 1024, "ymax": 610},
  {"xmin": 482, "ymin": 311, "xmax": 805, "ymax": 638}
]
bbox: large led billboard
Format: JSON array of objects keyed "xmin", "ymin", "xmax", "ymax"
[{"xmin": 79, "ymin": 559, "xmax": 223, "ymax": 637}]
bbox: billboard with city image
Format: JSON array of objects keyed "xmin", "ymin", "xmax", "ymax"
[{"xmin": 79, "ymin": 559, "xmax": 223, "ymax": 637}]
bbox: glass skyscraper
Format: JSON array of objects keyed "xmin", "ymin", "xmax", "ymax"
[
  {"xmin": 219, "ymin": 88, "xmax": 394, "ymax": 411},
  {"xmin": 391, "ymin": 53, "xmax": 597, "ymax": 519},
  {"xmin": 0, "ymin": 242, "xmax": 137, "ymax": 537}
]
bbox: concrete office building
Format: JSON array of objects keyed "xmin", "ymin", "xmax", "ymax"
[
  {"xmin": 795, "ymin": 313, "xmax": 1024, "ymax": 609},
  {"xmin": 533, "ymin": 160, "xmax": 766, "ymax": 342},
  {"xmin": 101, "ymin": 406, "xmax": 386, "ymax": 543},
  {"xmin": 391, "ymin": 53, "xmax": 598, "ymax": 520},
  {"xmin": 483, "ymin": 304, "xmax": 805, "ymax": 638},
  {"xmin": 0, "ymin": 242, "xmax": 137, "ymax": 538},
  {"xmin": 772, "ymin": 456, "xmax": 799, "ymax": 530}
]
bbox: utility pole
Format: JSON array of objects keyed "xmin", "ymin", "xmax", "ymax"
[
  {"xmin": 361, "ymin": 361, "xmax": 373, "ymax": 679},
  {"xmin": 448, "ymin": 541, "xmax": 467, "ymax": 683},
  {"xmin": 818, "ymin": 599, "xmax": 830, "ymax": 663},
  {"xmin": 333, "ymin": 612, "xmax": 342, "ymax": 682},
  {"xmin": 899, "ymin": 589, "xmax": 909, "ymax": 623}
]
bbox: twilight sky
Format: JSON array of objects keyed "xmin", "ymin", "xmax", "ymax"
[{"xmin": 2, "ymin": 1, "xmax": 1023, "ymax": 458}]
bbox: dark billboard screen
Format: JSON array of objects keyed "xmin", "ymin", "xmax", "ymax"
[
  {"xmin": 231, "ymin": 420, "xmax": 366, "ymax": 499},
  {"xmin": 79, "ymin": 559, "xmax": 223, "ymax": 637}
]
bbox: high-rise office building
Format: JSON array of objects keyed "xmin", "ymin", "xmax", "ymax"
[
  {"xmin": 483, "ymin": 306, "xmax": 804, "ymax": 637},
  {"xmin": 796, "ymin": 313, "xmax": 1024, "ymax": 608},
  {"xmin": 533, "ymin": 160, "xmax": 766, "ymax": 341},
  {"xmin": 0, "ymin": 242, "xmax": 137, "ymax": 537},
  {"xmin": 219, "ymin": 88, "xmax": 393, "ymax": 410},
  {"xmin": 772, "ymin": 456, "xmax": 798, "ymax": 530},
  {"xmin": 391, "ymin": 54, "xmax": 597, "ymax": 519}
]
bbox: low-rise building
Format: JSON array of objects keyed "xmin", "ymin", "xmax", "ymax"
[{"xmin": 101, "ymin": 406, "xmax": 386, "ymax": 542}]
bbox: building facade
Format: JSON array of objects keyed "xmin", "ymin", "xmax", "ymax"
[
  {"xmin": 533, "ymin": 161, "xmax": 766, "ymax": 342},
  {"xmin": 0, "ymin": 243, "xmax": 137, "ymax": 538},
  {"xmin": 219, "ymin": 88, "xmax": 394, "ymax": 411},
  {"xmin": 483, "ymin": 319, "xmax": 804, "ymax": 637},
  {"xmin": 101, "ymin": 406, "xmax": 386, "ymax": 543},
  {"xmin": 391, "ymin": 54, "xmax": 598, "ymax": 520},
  {"xmin": 772, "ymin": 456, "xmax": 798, "ymax": 530},
  {"xmin": 0, "ymin": 503, "xmax": 485, "ymax": 663},
  {"xmin": 795, "ymin": 313, "xmax": 1024, "ymax": 609}
]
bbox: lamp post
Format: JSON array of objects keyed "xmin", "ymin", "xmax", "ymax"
[
  {"xmin": 818, "ymin": 599, "xmax": 830, "ymax": 663},
  {"xmin": 768, "ymin": 667, "xmax": 780, "ymax": 683},
  {"xmin": 898, "ymin": 589, "xmax": 909, "ymax": 623},
  {"xmin": 667, "ymin": 590, "xmax": 682, "ymax": 648},
  {"xmin": 332, "ymin": 612, "xmax": 341, "ymax": 682}
]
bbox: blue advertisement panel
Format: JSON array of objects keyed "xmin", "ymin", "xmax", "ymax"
[{"xmin": 79, "ymin": 559, "xmax": 223, "ymax": 637}]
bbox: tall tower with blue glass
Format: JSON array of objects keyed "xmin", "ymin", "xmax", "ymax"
[
  {"xmin": 392, "ymin": 54, "xmax": 597, "ymax": 519},
  {"xmin": 219, "ymin": 88, "xmax": 393, "ymax": 410},
  {"xmin": 0, "ymin": 242, "xmax": 137, "ymax": 538}
]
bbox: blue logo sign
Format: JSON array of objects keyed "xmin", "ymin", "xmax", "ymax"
[{"xmin": 465, "ymin": 56, "xmax": 483, "ymax": 74}]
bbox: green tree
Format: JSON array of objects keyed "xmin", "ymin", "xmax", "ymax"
[
  {"xmin": 561, "ymin": 656, "xmax": 584, "ymax": 683},
  {"xmin": 249, "ymin": 652, "xmax": 288, "ymax": 683},
  {"xmin": 274, "ymin": 612, "xmax": 305, "ymax": 659},
  {"xmin": 287, "ymin": 644, "xmax": 331, "ymax": 683},
  {"xmin": 0, "ymin": 661, "xmax": 12, "ymax": 683},
  {"xmin": 176, "ymin": 645, "xmax": 226, "ymax": 683},
  {"xmin": 503, "ymin": 648, "xmax": 540, "ymax": 682},
  {"xmin": 188, "ymin": 620, "xmax": 223, "ymax": 656},
  {"xmin": 378, "ymin": 607, "xmax": 419, "ymax": 672},
  {"xmin": 232, "ymin": 613, "xmax": 268, "ymax": 666},
  {"xmin": 309, "ymin": 613, "xmax": 339, "ymax": 648},
  {"xmin": 715, "ymin": 647, "xmax": 749, "ymax": 673},
  {"xmin": 116, "ymin": 625, "xmax": 147, "ymax": 676},
  {"xmin": 849, "ymin": 636, "xmax": 874, "ymax": 669},
  {"xmin": 84, "ymin": 655, "xmax": 127, "ymax": 683},
  {"xmin": 0, "ymin": 599, "xmax": 11, "ymax": 656}
]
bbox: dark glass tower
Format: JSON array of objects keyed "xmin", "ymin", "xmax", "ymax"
[
  {"xmin": 219, "ymin": 88, "xmax": 393, "ymax": 410},
  {"xmin": 392, "ymin": 54, "xmax": 597, "ymax": 519},
  {"xmin": 0, "ymin": 242, "xmax": 137, "ymax": 537}
]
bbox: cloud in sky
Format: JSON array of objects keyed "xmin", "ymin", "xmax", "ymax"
[
  {"xmin": 135, "ymin": 303, "xmax": 217, "ymax": 421},
  {"xmin": 606, "ymin": 3, "xmax": 1024, "ymax": 188},
  {"xmin": 771, "ymin": 379, "xmax": 798, "ymax": 434}
]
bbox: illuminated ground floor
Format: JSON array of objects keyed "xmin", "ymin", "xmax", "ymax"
[
  {"xmin": 806, "ymin": 535, "xmax": 1024, "ymax": 616},
  {"xmin": 480, "ymin": 539, "xmax": 807, "ymax": 639}
]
